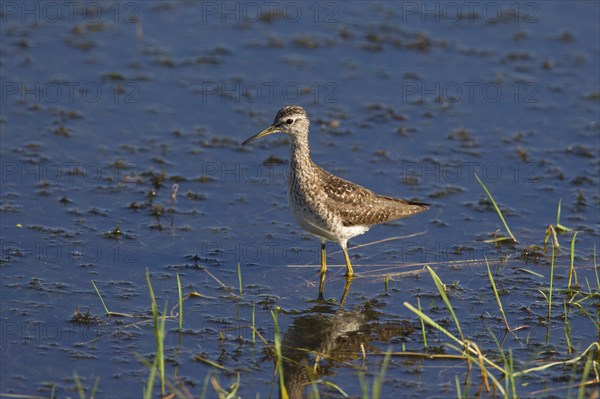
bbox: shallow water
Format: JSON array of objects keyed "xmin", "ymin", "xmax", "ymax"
[{"xmin": 1, "ymin": 1, "xmax": 599, "ymax": 398}]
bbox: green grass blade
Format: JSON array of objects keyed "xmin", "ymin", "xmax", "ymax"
[
  {"xmin": 238, "ymin": 262, "xmax": 244, "ymax": 297},
  {"xmin": 90, "ymin": 377, "xmax": 100, "ymax": 399},
  {"xmin": 455, "ymin": 374, "xmax": 462, "ymax": 399},
  {"xmin": 563, "ymin": 299, "xmax": 573, "ymax": 354},
  {"xmin": 309, "ymin": 378, "xmax": 320, "ymax": 399},
  {"xmin": 577, "ymin": 350, "xmax": 595, "ymax": 399},
  {"xmin": 594, "ymin": 245, "xmax": 599, "ymax": 291},
  {"xmin": 252, "ymin": 302, "xmax": 256, "ymax": 344},
  {"xmin": 146, "ymin": 270, "xmax": 157, "ymax": 316},
  {"xmin": 403, "ymin": 302, "xmax": 463, "ymax": 347},
  {"xmin": 475, "ymin": 173, "xmax": 517, "ymax": 242},
  {"xmin": 89, "ymin": 281, "xmax": 133, "ymax": 318},
  {"xmin": 384, "ymin": 275, "xmax": 389, "ymax": 295},
  {"xmin": 426, "ymin": 266, "xmax": 463, "ymax": 340},
  {"xmin": 566, "ymin": 361, "xmax": 578, "ymax": 399},
  {"xmin": 487, "ymin": 328, "xmax": 509, "ymax": 380},
  {"xmin": 177, "ymin": 273, "xmax": 183, "ymax": 331},
  {"xmin": 548, "ymin": 242, "xmax": 555, "ymax": 321},
  {"xmin": 271, "ymin": 310, "xmax": 288, "ymax": 399},
  {"xmin": 512, "ymin": 342, "xmax": 599, "ymax": 378},
  {"xmin": 417, "ymin": 296, "xmax": 427, "ymax": 350},
  {"xmin": 358, "ymin": 372, "xmax": 368, "ymax": 399},
  {"xmin": 517, "ymin": 268, "xmax": 544, "ymax": 278},
  {"xmin": 145, "ymin": 270, "xmax": 165, "ymax": 396},
  {"xmin": 372, "ymin": 347, "xmax": 392, "ymax": 399},
  {"xmin": 158, "ymin": 302, "xmax": 167, "ymax": 395},
  {"xmin": 91, "ymin": 280, "xmax": 110, "ymax": 315},
  {"xmin": 199, "ymin": 372, "xmax": 211, "ymax": 399},
  {"xmin": 568, "ymin": 232, "xmax": 578, "ymax": 290},
  {"xmin": 508, "ymin": 350, "xmax": 517, "ymax": 399},
  {"xmin": 73, "ymin": 371, "xmax": 85, "ymax": 399},
  {"xmin": 143, "ymin": 357, "xmax": 157, "ymax": 399},
  {"xmin": 485, "ymin": 257, "xmax": 510, "ymax": 331},
  {"xmin": 224, "ymin": 373, "xmax": 240, "ymax": 399},
  {"xmin": 321, "ymin": 380, "xmax": 348, "ymax": 397},
  {"xmin": 145, "ymin": 363, "xmax": 157, "ymax": 399}
]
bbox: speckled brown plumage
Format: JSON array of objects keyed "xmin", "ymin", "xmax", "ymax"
[
  {"xmin": 316, "ymin": 165, "xmax": 428, "ymax": 226},
  {"xmin": 243, "ymin": 105, "xmax": 428, "ymax": 278}
]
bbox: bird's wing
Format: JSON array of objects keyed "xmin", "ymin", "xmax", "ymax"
[{"xmin": 316, "ymin": 166, "xmax": 428, "ymax": 226}]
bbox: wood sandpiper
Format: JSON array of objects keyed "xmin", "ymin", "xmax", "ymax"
[{"xmin": 243, "ymin": 106, "xmax": 428, "ymax": 300}]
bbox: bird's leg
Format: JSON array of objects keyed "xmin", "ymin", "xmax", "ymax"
[
  {"xmin": 319, "ymin": 241, "xmax": 327, "ymax": 275},
  {"xmin": 318, "ymin": 270, "xmax": 326, "ymax": 301},
  {"xmin": 341, "ymin": 244, "xmax": 355, "ymax": 277},
  {"xmin": 317, "ymin": 241, "xmax": 327, "ymax": 301}
]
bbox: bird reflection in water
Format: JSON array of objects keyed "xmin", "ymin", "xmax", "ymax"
[{"xmin": 278, "ymin": 301, "xmax": 412, "ymax": 399}]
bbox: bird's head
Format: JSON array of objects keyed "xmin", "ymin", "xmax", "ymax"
[{"xmin": 242, "ymin": 105, "xmax": 309, "ymax": 145}]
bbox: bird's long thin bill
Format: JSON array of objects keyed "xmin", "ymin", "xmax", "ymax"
[{"xmin": 242, "ymin": 125, "xmax": 279, "ymax": 145}]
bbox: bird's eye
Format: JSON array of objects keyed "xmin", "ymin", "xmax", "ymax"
[{"xmin": 285, "ymin": 119, "xmax": 294, "ymax": 125}]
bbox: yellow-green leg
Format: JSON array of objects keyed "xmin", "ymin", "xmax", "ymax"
[
  {"xmin": 318, "ymin": 270, "xmax": 326, "ymax": 301},
  {"xmin": 341, "ymin": 245, "xmax": 354, "ymax": 277},
  {"xmin": 318, "ymin": 241, "xmax": 327, "ymax": 301},
  {"xmin": 340, "ymin": 244, "xmax": 354, "ymax": 305},
  {"xmin": 319, "ymin": 241, "xmax": 327, "ymax": 275}
]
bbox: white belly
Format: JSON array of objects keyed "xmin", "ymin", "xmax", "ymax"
[{"xmin": 289, "ymin": 197, "xmax": 369, "ymax": 244}]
